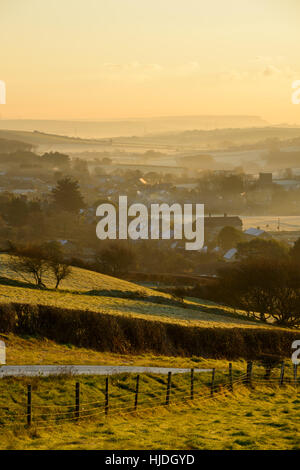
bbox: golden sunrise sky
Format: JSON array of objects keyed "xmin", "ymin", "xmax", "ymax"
[{"xmin": 1, "ymin": 0, "xmax": 300, "ymax": 123}]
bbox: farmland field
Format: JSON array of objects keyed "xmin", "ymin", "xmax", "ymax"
[
  {"xmin": 0, "ymin": 254, "xmax": 264, "ymax": 328},
  {"xmin": 0, "ymin": 254, "xmax": 170, "ymax": 296},
  {"xmin": 0, "ymin": 374, "xmax": 299, "ymax": 450},
  {"xmin": 0, "ymin": 259, "xmax": 299, "ymax": 451},
  {"xmin": 1, "ymin": 333, "xmax": 247, "ymax": 368}
]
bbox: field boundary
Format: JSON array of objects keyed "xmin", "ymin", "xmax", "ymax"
[
  {"xmin": 0, "ymin": 365, "xmax": 212, "ymax": 377},
  {"xmin": 0, "ymin": 302, "xmax": 299, "ymax": 359},
  {"xmin": 0, "ymin": 361, "xmax": 298, "ymax": 430}
]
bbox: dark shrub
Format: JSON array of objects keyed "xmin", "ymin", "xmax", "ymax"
[{"xmin": 0, "ymin": 304, "xmax": 16, "ymax": 333}]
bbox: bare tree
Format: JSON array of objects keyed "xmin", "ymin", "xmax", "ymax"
[
  {"xmin": 42, "ymin": 241, "xmax": 72, "ymax": 289},
  {"xmin": 49, "ymin": 261, "xmax": 71, "ymax": 289},
  {"xmin": 8, "ymin": 242, "xmax": 72, "ymax": 289},
  {"xmin": 9, "ymin": 245, "xmax": 48, "ymax": 287}
]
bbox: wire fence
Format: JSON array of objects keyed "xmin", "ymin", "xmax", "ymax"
[{"xmin": 0, "ymin": 361, "xmax": 298, "ymax": 430}]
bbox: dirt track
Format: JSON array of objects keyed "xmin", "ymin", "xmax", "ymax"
[{"xmin": 0, "ymin": 365, "xmax": 212, "ymax": 377}]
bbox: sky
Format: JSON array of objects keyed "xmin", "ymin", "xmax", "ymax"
[{"xmin": 1, "ymin": 0, "xmax": 300, "ymax": 123}]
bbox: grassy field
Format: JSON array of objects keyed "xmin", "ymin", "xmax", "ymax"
[
  {"xmin": 0, "ymin": 254, "xmax": 299, "ymax": 450},
  {"xmin": 0, "ymin": 254, "xmax": 297, "ymax": 360},
  {"xmin": 0, "ymin": 129, "xmax": 106, "ymax": 146},
  {"xmin": 0, "ymin": 332, "xmax": 298, "ymax": 451},
  {"xmin": 1, "ymin": 333, "xmax": 247, "ymax": 369},
  {"xmin": 0, "ymin": 377, "xmax": 299, "ymax": 450},
  {"xmin": 0, "ymin": 285, "xmax": 262, "ymax": 328},
  {"xmin": 0, "ymin": 254, "xmax": 170, "ymax": 296},
  {"xmin": 0, "ymin": 254, "xmax": 273, "ymax": 328}
]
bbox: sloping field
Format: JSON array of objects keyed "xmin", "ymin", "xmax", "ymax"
[
  {"xmin": 0, "ymin": 129, "xmax": 103, "ymax": 145},
  {"xmin": 0, "ymin": 255, "xmax": 297, "ymax": 360},
  {"xmin": 0, "ymin": 254, "xmax": 169, "ymax": 297},
  {"xmin": 0, "ymin": 254, "xmax": 259, "ymax": 327},
  {"xmin": 0, "ymin": 254, "xmax": 296, "ymax": 361},
  {"xmin": 0, "ymin": 284, "xmax": 260, "ymax": 327}
]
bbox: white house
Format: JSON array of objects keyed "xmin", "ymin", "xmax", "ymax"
[{"xmin": 224, "ymin": 247, "xmax": 238, "ymax": 261}]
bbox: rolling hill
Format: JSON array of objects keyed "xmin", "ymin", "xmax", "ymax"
[
  {"xmin": 0, "ymin": 254, "xmax": 260, "ymax": 328},
  {"xmin": 0, "ymin": 253, "xmax": 298, "ymax": 362}
]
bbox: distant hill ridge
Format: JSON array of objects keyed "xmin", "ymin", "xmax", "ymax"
[{"xmin": 0, "ymin": 115, "xmax": 268, "ymax": 139}]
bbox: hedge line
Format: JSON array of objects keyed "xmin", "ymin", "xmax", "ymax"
[{"xmin": 0, "ymin": 302, "xmax": 299, "ymax": 359}]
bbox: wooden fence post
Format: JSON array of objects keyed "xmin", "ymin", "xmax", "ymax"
[
  {"xmin": 190, "ymin": 368, "xmax": 194, "ymax": 400},
  {"xmin": 211, "ymin": 368, "xmax": 215, "ymax": 397},
  {"xmin": 246, "ymin": 361, "xmax": 253, "ymax": 387},
  {"xmin": 134, "ymin": 375, "xmax": 140, "ymax": 411},
  {"xmin": 279, "ymin": 361, "xmax": 285, "ymax": 386},
  {"xmin": 105, "ymin": 377, "xmax": 109, "ymax": 416},
  {"xmin": 294, "ymin": 364, "xmax": 298, "ymax": 389},
  {"xmin": 75, "ymin": 382, "xmax": 80, "ymax": 421},
  {"xmin": 165, "ymin": 372, "xmax": 172, "ymax": 405},
  {"xmin": 27, "ymin": 384, "xmax": 32, "ymax": 427},
  {"xmin": 266, "ymin": 364, "xmax": 271, "ymax": 381},
  {"xmin": 229, "ymin": 363, "xmax": 233, "ymax": 392}
]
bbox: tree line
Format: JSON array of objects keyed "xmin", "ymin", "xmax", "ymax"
[{"xmin": 210, "ymin": 237, "xmax": 300, "ymax": 327}]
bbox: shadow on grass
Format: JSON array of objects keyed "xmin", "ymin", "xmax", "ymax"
[{"xmin": 0, "ymin": 276, "xmax": 42, "ymax": 290}]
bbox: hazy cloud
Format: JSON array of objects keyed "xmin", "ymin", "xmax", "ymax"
[
  {"xmin": 221, "ymin": 57, "xmax": 299, "ymax": 81},
  {"xmin": 98, "ymin": 61, "xmax": 204, "ymax": 81}
]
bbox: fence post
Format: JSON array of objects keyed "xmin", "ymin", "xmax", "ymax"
[
  {"xmin": 75, "ymin": 382, "xmax": 80, "ymax": 421},
  {"xmin": 134, "ymin": 374, "xmax": 140, "ymax": 411},
  {"xmin": 266, "ymin": 364, "xmax": 271, "ymax": 381},
  {"xmin": 279, "ymin": 361, "xmax": 285, "ymax": 386},
  {"xmin": 105, "ymin": 377, "xmax": 109, "ymax": 416},
  {"xmin": 27, "ymin": 384, "xmax": 32, "ymax": 427},
  {"xmin": 229, "ymin": 363, "xmax": 233, "ymax": 392},
  {"xmin": 246, "ymin": 361, "xmax": 253, "ymax": 387},
  {"xmin": 211, "ymin": 368, "xmax": 215, "ymax": 397},
  {"xmin": 190, "ymin": 368, "xmax": 194, "ymax": 400},
  {"xmin": 294, "ymin": 364, "xmax": 298, "ymax": 389},
  {"xmin": 165, "ymin": 372, "xmax": 172, "ymax": 405}
]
